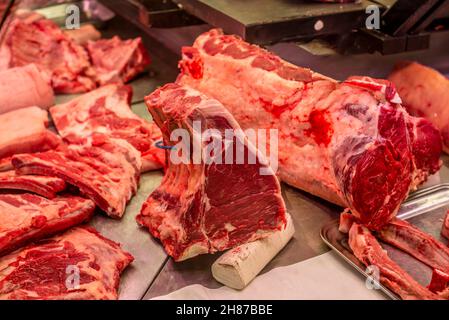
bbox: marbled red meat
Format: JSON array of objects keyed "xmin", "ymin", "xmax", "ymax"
[
  {"xmin": 137, "ymin": 83, "xmax": 287, "ymax": 261},
  {"xmin": 12, "ymin": 134, "xmax": 141, "ymax": 219},
  {"xmin": 0, "ymin": 194, "xmax": 94, "ymax": 256},
  {"xmin": 50, "ymin": 84, "xmax": 164, "ymax": 172},
  {"xmin": 87, "ymin": 36, "xmax": 150, "ymax": 86},
  {"xmin": 0, "ymin": 171, "xmax": 66, "ymax": 198},
  {"xmin": 0, "ymin": 227, "xmax": 133, "ymax": 300},
  {"xmin": 389, "ymin": 62, "xmax": 449, "ymax": 153},
  {"xmin": 178, "ymin": 29, "xmax": 442, "ymax": 230}
]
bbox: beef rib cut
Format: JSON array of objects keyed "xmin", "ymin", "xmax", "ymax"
[
  {"xmin": 12, "ymin": 134, "xmax": 141, "ymax": 219},
  {"xmin": 87, "ymin": 36, "xmax": 150, "ymax": 86},
  {"xmin": 0, "ymin": 64, "xmax": 54, "ymax": 114},
  {"xmin": 0, "ymin": 171, "xmax": 66, "ymax": 198},
  {"xmin": 0, "ymin": 226, "xmax": 133, "ymax": 300},
  {"xmin": 348, "ymin": 222, "xmax": 440, "ymax": 300},
  {"xmin": 443, "ymin": 211, "xmax": 449, "ymax": 240},
  {"xmin": 50, "ymin": 84, "xmax": 164, "ymax": 172},
  {"xmin": 0, "ymin": 106, "xmax": 61, "ymax": 160},
  {"xmin": 0, "ymin": 193, "xmax": 94, "ymax": 256},
  {"xmin": 177, "ymin": 29, "xmax": 442, "ymax": 230},
  {"xmin": 5, "ymin": 17, "xmax": 95, "ymax": 94},
  {"xmin": 389, "ymin": 62, "xmax": 449, "ymax": 153},
  {"xmin": 138, "ymin": 83, "xmax": 287, "ymax": 261}
]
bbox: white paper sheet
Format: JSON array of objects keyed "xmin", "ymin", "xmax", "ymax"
[{"xmin": 151, "ymin": 251, "xmax": 388, "ymax": 300}]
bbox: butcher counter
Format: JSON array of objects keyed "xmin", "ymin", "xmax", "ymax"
[{"xmin": 47, "ymin": 13, "xmax": 449, "ymax": 300}]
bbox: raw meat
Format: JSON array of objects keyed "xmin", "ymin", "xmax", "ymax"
[
  {"xmin": 0, "ymin": 64, "xmax": 54, "ymax": 114},
  {"xmin": 0, "ymin": 107, "xmax": 61, "ymax": 159},
  {"xmin": 377, "ymin": 218, "xmax": 449, "ymax": 274},
  {"xmin": 442, "ymin": 210, "xmax": 449, "ymax": 240},
  {"xmin": 50, "ymin": 84, "xmax": 165, "ymax": 172},
  {"xmin": 64, "ymin": 24, "xmax": 101, "ymax": 46},
  {"xmin": 428, "ymin": 269, "xmax": 449, "ymax": 294},
  {"xmin": 12, "ymin": 134, "xmax": 141, "ymax": 219},
  {"xmin": 138, "ymin": 83, "xmax": 287, "ymax": 261},
  {"xmin": 348, "ymin": 222, "xmax": 440, "ymax": 300},
  {"xmin": 0, "ymin": 193, "xmax": 94, "ymax": 256},
  {"xmin": 87, "ymin": 36, "xmax": 150, "ymax": 86},
  {"xmin": 389, "ymin": 61, "xmax": 449, "ymax": 153},
  {"xmin": 177, "ymin": 29, "xmax": 442, "ymax": 230},
  {"xmin": 6, "ymin": 17, "xmax": 96, "ymax": 93},
  {"xmin": 0, "ymin": 226, "xmax": 133, "ymax": 300},
  {"xmin": 0, "ymin": 171, "xmax": 66, "ymax": 198}
]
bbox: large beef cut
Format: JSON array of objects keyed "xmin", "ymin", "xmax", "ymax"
[
  {"xmin": 177, "ymin": 29, "xmax": 442, "ymax": 230},
  {"xmin": 347, "ymin": 221, "xmax": 440, "ymax": 300},
  {"xmin": 87, "ymin": 36, "xmax": 150, "ymax": 86},
  {"xmin": 0, "ymin": 64, "xmax": 54, "ymax": 114},
  {"xmin": 50, "ymin": 84, "xmax": 164, "ymax": 172},
  {"xmin": 389, "ymin": 61, "xmax": 449, "ymax": 153},
  {"xmin": 0, "ymin": 227, "xmax": 133, "ymax": 300},
  {"xmin": 0, "ymin": 171, "xmax": 66, "ymax": 198},
  {"xmin": 0, "ymin": 193, "xmax": 94, "ymax": 256},
  {"xmin": 138, "ymin": 83, "xmax": 287, "ymax": 261},
  {"xmin": 5, "ymin": 17, "xmax": 96, "ymax": 94},
  {"xmin": 0, "ymin": 107, "xmax": 61, "ymax": 160},
  {"xmin": 12, "ymin": 134, "xmax": 141, "ymax": 219}
]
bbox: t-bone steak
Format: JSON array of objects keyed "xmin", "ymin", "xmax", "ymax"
[
  {"xmin": 50, "ymin": 84, "xmax": 164, "ymax": 172},
  {"xmin": 177, "ymin": 29, "xmax": 442, "ymax": 230},
  {"xmin": 0, "ymin": 226, "xmax": 133, "ymax": 300},
  {"xmin": 0, "ymin": 193, "xmax": 94, "ymax": 256},
  {"xmin": 12, "ymin": 134, "xmax": 141, "ymax": 219},
  {"xmin": 0, "ymin": 171, "xmax": 66, "ymax": 198},
  {"xmin": 138, "ymin": 83, "xmax": 287, "ymax": 261}
]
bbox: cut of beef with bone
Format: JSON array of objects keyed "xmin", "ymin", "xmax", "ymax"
[
  {"xmin": 0, "ymin": 171, "xmax": 66, "ymax": 198},
  {"xmin": 377, "ymin": 218, "xmax": 449, "ymax": 274},
  {"xmin": 389, "ymin": 61, "xmax": 449, "ymax": 153},
  {"xmin": 0, "ymin": 107, "xmax": 61, "ymax": 160},
  {"xmin": 0, "ymin": 64, "xmax": 54, "ymax": 114},
  {"xmin": 0, "ymin": 193, "xmax": 94, "ymax": 256},
  {"xmin": 50, "ymin": 84, "xmax": 164, "ymax": 172},
  {"xmin": 0, "ymin": 226, "xmax": 133, "ymax": 300},
  {"xmin": 6, "ymin": 17, "xmax": 96, "ymax": 94},
  {"xmin": 87, "ymin": 36, "xmax": 150, "ymax": 86},
  {"xmin": 12, "ymin": 134, "xmax": 141, "ymax": 219},
  {"xmin": 138, "ymin": 83, "xmax": 287, "ymax": 261},
  {"xmin": 347, "ymin": 222, "xmax": 440, "ymax": 300},
  {"xmin": 177, "ymin": 29, "xmax": 442, "ymax": 230}
]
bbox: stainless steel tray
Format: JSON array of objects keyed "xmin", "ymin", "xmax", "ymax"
[{"xmin": 321, "ymin": 184, "xmax": 449, "ymax": 300}]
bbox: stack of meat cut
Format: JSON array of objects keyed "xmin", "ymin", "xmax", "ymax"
[{"xmin": 0, "ymin": 14, "xmax": 150, "ymax": 94}]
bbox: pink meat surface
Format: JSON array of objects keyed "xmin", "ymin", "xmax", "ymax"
[
  {"xmin": 87, "ymin": 36, "xmax": 150, "ymax": 86},
  {"xmin": 389, "ymin": 62, "xmax": 449, "ymax": 153},
  {"xmin": 12, "ymin": 134, "xmax": 141, "ymax": 219},
  {"xmin": 50, "ymin": 84, "xmax": 164, "ymax": 172},
  {"xmin": 0, "ymin": 107, "xmax": 61, "ymax": 160},
  {"xmin": 0, "ymin": 226, "xmax": 133, "ymax": 300},
  {"xmin": 138, "ymin": 83, "xmax": 287, "ymax": 261},
  {"xmin": 0, "ymin": 171, "xmax": 66, "ymax": 198},
  {"xmin": 177, "ymin": 29, "xmax": 442, "ymax": 230},
  {"xmin": 0, "ymin": 193, "xmax": 94, "ymax": 256},
  {"xmin": 443, "ymin": 211, "xmax": 449, "ymax": 240}
]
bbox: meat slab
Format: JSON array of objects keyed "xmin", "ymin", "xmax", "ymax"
[
  {"xmin": 0, "ymin": 64, "xmax": 54, "ymax": 114},
  {"xmin": 6, "ymin": 17, "xmax": 96, "ymax": 94},
  {"xmin": 177, "ymin": 29, "xmax": 442, "ymax": 230},
  {"xmin": 0, "ymin": 107, "xmax": 60, "ymax": 160},
  {"xmin": 0, "ymin": 227, "xmax": 133, "ymax": 300},
  {"xmin": 87, "ymin": 36, "xmax": 150, "ymax": 86},
  {"xmin": 0, "ymin": 171, "xmax": 66, "ymax": 198},
  {"xmin": 138, "ymin": 83, "xmax": 287, "ymax": 261},
  {"xmin": 50, "ymin": 84, "xmax": 164, "ymax": 172},
  {"xmin": 12, "ymin": 134, "xmax": 141, "ymax": 219},
  {"xmin": 389, "ymin": 62, "xmax": 449, "ymax": 153},
  {"xmin": 348, "ymin": 222, "xmax": 440, "ymax": 300},
  {"xmin": 0, "ymin": 194, "xmax": 94, "ymax": 256},
  {"xmin": 443, "ymin": 211, "xmax": 449, "ymax": 240}
]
